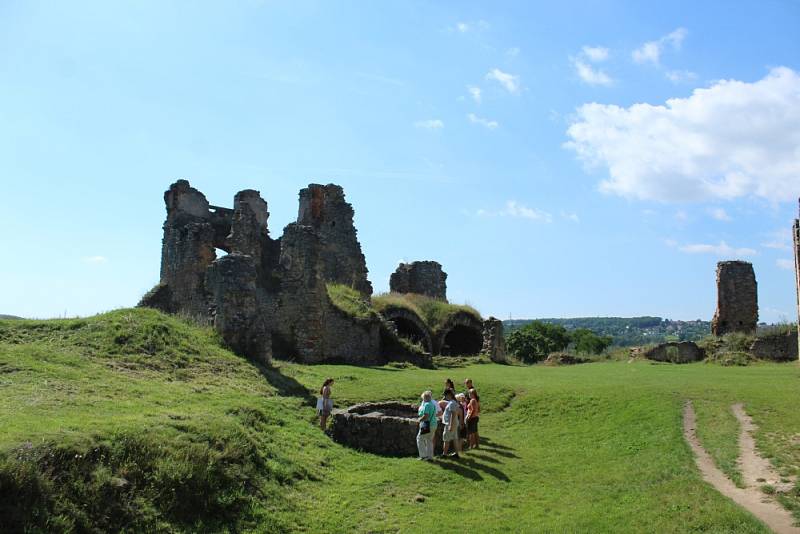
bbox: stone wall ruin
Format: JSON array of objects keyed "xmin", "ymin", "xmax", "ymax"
[
  {"xmin": 140, "ymin": 180, "xmax": 498, "ymax": 365},
  {"xmin": 793, "ymin": 199, "xmax": 800, "ymax": 360},
  {"xmin": 390, "ymin": 261, "xmax": 448, "ymax": 301},
  {"xmin": 711, "ymin": 261, "xmax": 758, "ymax": 336}
]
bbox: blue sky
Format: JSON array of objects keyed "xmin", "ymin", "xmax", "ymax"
[{"xmin": 1, "ymin": 0, "xmax": 799, "ymax": 322}]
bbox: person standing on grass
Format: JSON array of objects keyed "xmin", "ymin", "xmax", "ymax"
[
  {"xmin": 466, "ymin": 388, "xmax": 481, "ymax": 449},
  {"xmin": 416, "ymin": 390, "xmax": 437, "ymax": 461},
  {"xmin": 441, "ymin": 388, "xmax": 462, "ymax": 459},
  {"xmin": 456, "ymin": 393, "xmax": 469, "ymax": 450},
  {"xmin": 463, "ymin": 378, "xmax": 474, "ymax": 397},
  {"xmin": 445, "ymin": 378, "xmax": 455, "ymax": 391},
  {"xmin": 317, "ymin": 378, "xmax": 334, "ymax": 430}
]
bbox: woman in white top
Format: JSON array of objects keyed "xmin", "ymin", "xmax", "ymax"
[{"xmin": 317, "ymin": 378, "xmax": 334, "ymax": 430}]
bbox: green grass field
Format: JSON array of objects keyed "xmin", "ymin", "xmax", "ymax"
[{"xmin": 1, "ymin": 308, "xmax": 799, "ymax": 533}]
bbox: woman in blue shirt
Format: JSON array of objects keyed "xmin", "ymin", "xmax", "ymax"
[{"xmin": 416, "ymin": 390, "xmax": 437, "ymax": 460}]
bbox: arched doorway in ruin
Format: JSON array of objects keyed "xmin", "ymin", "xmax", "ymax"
[
  {"xmin": 436, "ymin": 312, "xmax": 484, "ymax": 356},
  {"xmin": 378, "ymin": 306, "xmax": 432, "ymax": 353}
]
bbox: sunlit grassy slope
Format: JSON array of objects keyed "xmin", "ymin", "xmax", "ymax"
[{"xmin": 1, "ymin": 308, "xmax": 799, "ymax": 533}]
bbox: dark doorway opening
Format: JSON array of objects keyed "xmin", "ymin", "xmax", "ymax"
[
  {"xmin": 390, "ymin": 317, "xmax": 429, "ymax": 352},
  {"xmin": 441, "ymin": 325, "xmax": 483, "ymax": 356}
]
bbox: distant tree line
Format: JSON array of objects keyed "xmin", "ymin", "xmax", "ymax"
[
  {"xmin": 504, "ymin": 317, "xmax": 711, "ymax": 347},
  {"xmin": 506, "ymin": 321, "xmax": 613, "ymax": 363}
]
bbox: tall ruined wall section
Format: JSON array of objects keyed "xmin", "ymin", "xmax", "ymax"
[
  {"xmin": 297, "ymin": 184, "xmax": 373, "ymax": 296},
  {"xmin": 140, "ymin": 180, "xmax": 500, "ymax": 365},
  {"xmin": 794, "ymin": 199, "xmax": 800, "ymax": 360},
  {"xmin": 141, "ymin": 180, "xmax": 234, "ymax": 317},
  {"xmin": 390, "ymin": 261, "xmax": 448, "ymax": 301},
  {"xmin": 711, "ymin": 261, "xmax": 758, "ymax": 336}
]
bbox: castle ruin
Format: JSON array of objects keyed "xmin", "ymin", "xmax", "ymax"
[
  {"xmin": 711, "ymin": 260, "xmax": 758, "ymax": 336},
  {"xmin": 140, "ymin": 180, "xmax": 505, "ymax": 365},
  {"xmin": 794, "ymin": 200, "xmax": 800, "ymax": 359},
  {"xmin": 390, "ymin": 261, "xmax": 448, "ymax": 301}
]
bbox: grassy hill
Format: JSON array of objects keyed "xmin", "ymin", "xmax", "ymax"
[{"xmin": 2, "ymin": 308, "xmax": 800, "ymax": 532}]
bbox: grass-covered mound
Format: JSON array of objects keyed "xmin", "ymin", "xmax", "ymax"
[
  {"xmin": 325, "ymin": 283, "xmax": 377, "ymax": 321},
  {"xmin": 0, "ymin": 309, "xmax": 322, "ymax": 532},
  {"xmin": 372, "ymin": 292, "xmax": 482, "ymax": 333}
]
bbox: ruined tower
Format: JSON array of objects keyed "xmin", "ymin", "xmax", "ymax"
[
  {"xmin": 297, "ymin": 184, "xmax": 373, "ymax": 296},
  {"xmin": 711, "ymin": 261, "xmax": 758, "ymax": 336},
  {"xmin": 390, "ymin": 261, "xmax": 448, "ymax": 301},
  {"xmin": 793, "ymin": 199, "xmax": 800, "ymax": 359}
]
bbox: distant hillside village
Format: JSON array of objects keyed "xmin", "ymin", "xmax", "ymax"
[{"xmin": 504, "ymin": 317, "xmax": 711, "ymax": 346}]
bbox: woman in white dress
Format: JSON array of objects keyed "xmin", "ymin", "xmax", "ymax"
[{"xmin": 317, "ymin": 378, "xmax": 334, "ymax": 430}]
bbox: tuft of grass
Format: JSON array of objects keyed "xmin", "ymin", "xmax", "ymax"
[
  {"xmin": 326, "ymin": 283, "xmax": 377, "ymax": 321},
  {"xmin": 372, "ymin": 292, "xmax": 482, "ymax": 332}
]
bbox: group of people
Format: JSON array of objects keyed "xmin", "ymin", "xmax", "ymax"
[
  {"xmin": 315, "ymin": 375, "xmax": 482, "ymax": 462},
  {"xmin": 416, "ymin": 378, "xmax": 480, "ymax": 461}
]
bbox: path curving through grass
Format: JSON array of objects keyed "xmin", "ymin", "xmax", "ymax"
[{"xmin": 684, "ymin": 401, "xmax": 799, "ymax": 534}]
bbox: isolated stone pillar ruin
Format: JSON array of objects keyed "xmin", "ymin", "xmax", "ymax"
[
  {"xmin": 793, "ymin": 199, "xmax": 800, "ymax": 360},
  {"xmin": 711, "ymin": 261, "xmax": 758, "ymax": 336}
]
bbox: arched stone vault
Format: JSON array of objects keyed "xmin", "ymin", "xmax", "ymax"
[
  {"xmin": 377, "ymin": 305, "xmax": 432, "ymax": 353},
  {"xmin": 434, "ymin": 311, "xmax": 484, "ymax": 356}
]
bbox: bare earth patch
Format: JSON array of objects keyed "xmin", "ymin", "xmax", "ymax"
[{"xmin": 684, "ymin": 401, "xmax": 799, "ymax": 534}]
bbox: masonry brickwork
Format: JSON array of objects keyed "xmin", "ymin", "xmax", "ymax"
[
  {"xmin": 793, "ymin": 199, "xmax": 800, "ymax": 360},
  {"xmin": 140, "ymin": 180, "xmax": 495, "ymax": 365},
  {"xmin": 711, "ymin": 261, "xmax": 758, "ymax": 336},
  {"xmin": 390, "ymin": 261, "xmax": 448, "ymax": 301}
]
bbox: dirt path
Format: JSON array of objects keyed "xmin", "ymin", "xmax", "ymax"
[
  {"xmin": 732, "ymin": 403, "xmax": 795, "ymax": 493},
  {"xmin": 683, "ymin": 401, "xmax": 799, "ymax": 534}
]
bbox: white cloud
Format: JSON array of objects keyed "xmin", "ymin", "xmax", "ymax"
[
  {"xmin": 666, "ymin": 69, "xmax": 697, "ymax": 83},
  {"xmin": 565, "ymin": 67, "xmax": 800, "ymax": 202},
  {"xmin": 678, "ymin": 241, "xmax": 757, "ymax": 257},
  {"xmin": 633, "ymin": 27, "xmax": 687, "ymax": 65},
  {"xmin": 454, "ymin": 20, "xmax": 488, "ymax": 33},
  {"xmin": 777, "ymin": 258, "xmax": 794, "ymax": 270},
  {"xmin": 674, "ymin": 210, "xmax": 688, "ymax": 222},
  {"xmin": 762, "ymin": 228, "xmax": 792, "ymax": 250},
  {"xmin": 415, "ymin": 119, "xmax": 444, "ymax": 129},
  {"xmin": 582, "ymin": 46, "xmax": 609, "ymax": 62},
  {"xmin": 573, "ymin": 59, "xmax": 613, "ymax": 86},
  {"xmin": 561, "ymin": 211, "xmax": 580, "ymax": 223},
  {"xmin": 467, "ymin": 85, "xmax": 482, "ymax": 103},
  {"xmin": 486, "ymin": 68, "xmax": 520, "ymax": 94},
  {"xmin": 479, "ymin": 201, "xmax": 552, "ymax": 222},
  {"xmin": 467, "ymin": 113, "xmax": 499, "ymax": 129},
  {"xmin": 708, "ymin": 207, "xmax": 732, "ymax": 221},
  {"xmin": 83, "ymin": 256, "xmax": 108, "ymax": 264}
]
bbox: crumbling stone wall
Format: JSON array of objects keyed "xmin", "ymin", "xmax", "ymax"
[
  {"xmin": 793, "ymin": 200, "xmax": 800, "ymax": 360},
  {"xmin": 140, "ymin": 180, "xmax": 496, "ymax": 366},
  {"xmin": 644, "ymin": 341, "xmax": 704, "ymax": 363},
  {"xmin": 331, "ymin": 402, "xmax": 443, "ymax": 457},
  {"xmin": 297, "ymin": 184, "xmax": 372, "ymax": 296},
  {"xmin": 481, "ymin": 317, "xmax": 507, "ymax": 363},
  {"xmin": 711, "ymin": 261, "xmax": 758, "ymax": 336},
  {"xmin": 750, "ymin": 328, "xmax": 799, "ymax": 362},
  {"xmin": 390, "ymin": 261, "xmax": 448, "ymax": 301}
]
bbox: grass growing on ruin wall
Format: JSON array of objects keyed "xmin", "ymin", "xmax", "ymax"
[
  {"xmin": 326, "ymin": 283, "xmax": 377, "ymax": 320},
  {"xmin": 372, "ymin": 292, "xmax": 482, "ymax": 332}
]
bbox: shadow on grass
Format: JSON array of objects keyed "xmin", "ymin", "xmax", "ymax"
[
  {"xmin": 435, "ymin": 455, "xmax": 510, "ymax": 482},
  {"xmin": 257, "ymin": 364, "xmax": 317, "ymax": 407}
]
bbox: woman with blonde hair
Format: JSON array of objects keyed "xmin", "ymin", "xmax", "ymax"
[{"xmin": 416, "ymin": 390, "xmax": 437, "ymax": 460}]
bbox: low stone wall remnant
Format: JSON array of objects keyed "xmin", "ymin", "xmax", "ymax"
[
  {"xmin": 644, "ymin": 341, "xmax": 704, "ymax": 363},
  {"xmin": 331, "ymin": 402, "xmax": 443, "ymax": 457}
]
